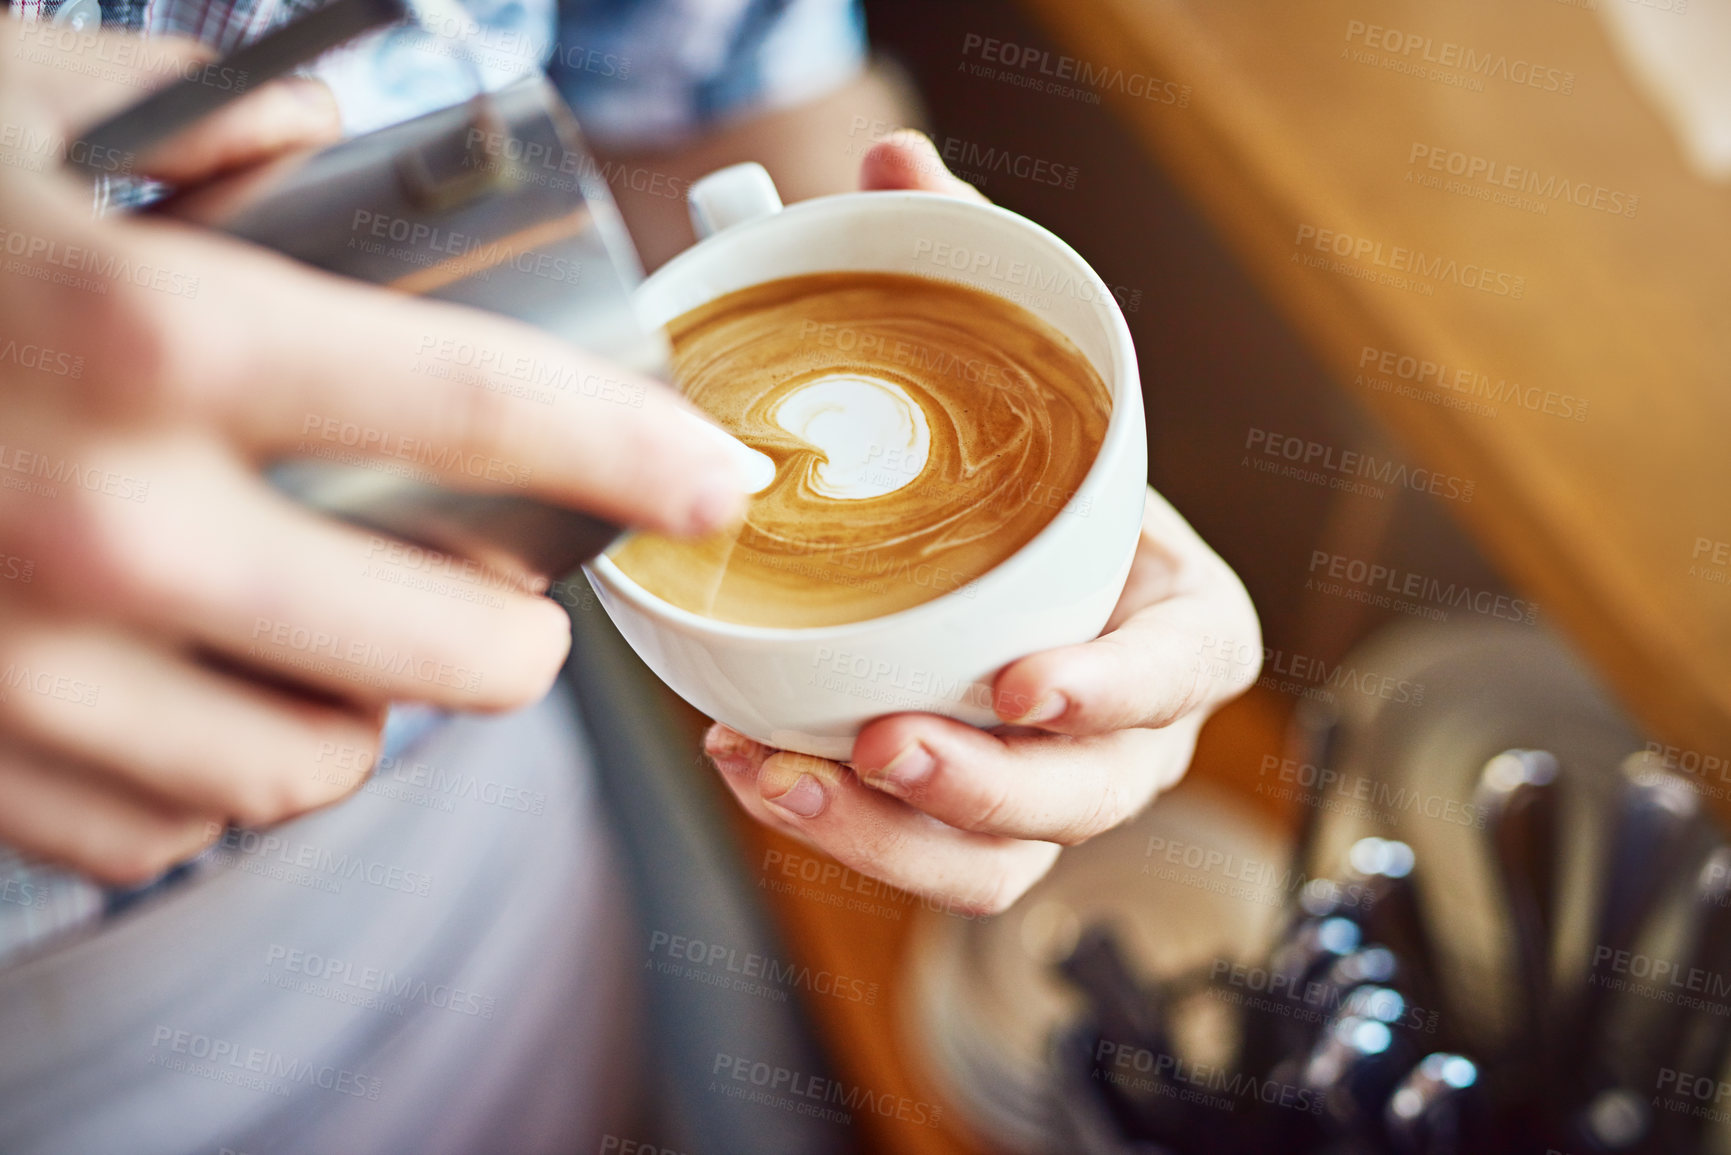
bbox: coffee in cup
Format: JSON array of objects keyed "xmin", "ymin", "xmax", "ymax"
[
  {"xmin": 609, "ymin": 270, "xmax": 1112, "ymax": 628},
  {"xmin": 585, "ymin": 166, "xmax": 1145, "ymax": 759}
]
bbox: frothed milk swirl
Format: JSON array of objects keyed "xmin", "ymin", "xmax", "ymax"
[{"xmin": 609, "ymin": 272, "xmax": 1112, "ymax": 628}]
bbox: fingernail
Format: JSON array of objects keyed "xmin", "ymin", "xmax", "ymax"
[
  {"xmin": 281, "ymin": 76, "xmax": 335, "ymax": 111},
  {"xmin": 710, "ymin": 753, "xmax": 754, "ymax": 779},
  {"xmin": 705, "ymin": 726, "xmax": 759, "ymax": 777},
  {"xmin": 706, "ymin": 725, "xmax": 754, "ymax": 759},
  {"xmin": 867, "ymin": 742, "xmax": 935, "ymax": 799},
  {"xmin": 1015, "ymin": 693, "xmax": 1069, "ymax": 725},
  {"xmin": 676, "ymin": 409, "xmax": 776, "ymax": 493},
  {"xmin": 687, "ymin": 471, "xmax": 748, "ymax": 534},
  {"xmin": 761, "ymin": 763, "xmax": 828, "ymax": 819}
]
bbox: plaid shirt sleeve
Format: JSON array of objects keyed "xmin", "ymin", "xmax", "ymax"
[
  {"xmin": 549, "ymin": 0, "xmax": 867, "ymax": 148},
  {"xmin": 312, "ymin": 0, "xmax": 560, "ymax": 135},
  {"xmin": 318, "ymin": 0, "xmax": 870, "ymax": 144},
  {"xmin": 21, "ymin": 0, "xmax": 866, "ymax": 141}
]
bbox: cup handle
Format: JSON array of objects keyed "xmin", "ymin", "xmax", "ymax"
[{"xmin": 687, "ymin": 163, "xmax": 784, "ymax": 240}]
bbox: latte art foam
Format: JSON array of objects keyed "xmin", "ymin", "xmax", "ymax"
[
  {"xmin": 770, "ymin": 371, "xmax": 929, "ymax": 500},
  {"xmin": 609, "ymin": 272, "xmax": 1112, "ymax": 628}
]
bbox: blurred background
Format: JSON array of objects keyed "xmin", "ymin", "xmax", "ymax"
[{"xmin": 669, "ymin": 0, "xmax": 1731, "ymax": 1151}]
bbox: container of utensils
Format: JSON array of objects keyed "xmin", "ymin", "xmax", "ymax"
[{"xmin": 904, "ymin": 621, "xmax": 1731, "ymax": 1154}]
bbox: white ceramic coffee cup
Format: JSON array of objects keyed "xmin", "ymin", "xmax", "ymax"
[{"xmin": 583, "ymin": 164, "xmax": 1147, "ymax": 761}]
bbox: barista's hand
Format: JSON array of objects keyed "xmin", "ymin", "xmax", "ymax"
[
  {"xmin": 0, "ymin": 25, "xmax": 751, "ymax": 882},
  {"xmin": 707, "ymin": 133, "xmax": 1260, "ymax": 916}
]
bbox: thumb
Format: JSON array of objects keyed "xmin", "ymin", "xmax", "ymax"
[{"xmin": 857, "ymin": 130, "xmax": 989, "ymax": 202}]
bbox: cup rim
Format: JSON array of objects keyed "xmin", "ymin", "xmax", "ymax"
[{"xmin": 589, "ymin": 189, "xmax": 1141, "ymax": 643}]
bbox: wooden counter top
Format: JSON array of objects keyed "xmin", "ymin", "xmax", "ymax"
[{"xmin": 1020, "ymin": 0, "xmax": 1731, "ymax": 777}]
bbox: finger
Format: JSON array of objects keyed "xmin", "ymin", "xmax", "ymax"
[
  {"xmin": 714, "ymin": 744, "xmax": 1059, "ymax": 916},
  {"xmin": 77, "ymin": 217, "xmax": 754, "ymax": 537},
  {"xmin": 15, "ymin": 442, "xmax": 570, "ymax": 711},
  {"xmin": 849, "ymin": 712, "xmax": 1198, "ymax": 843},
  {"xmin": 0, "ymin": 610, "xmax": 383, "ymax": 826},
  {"xmin": 858, "ymin": 130, "xmax": 989, "ymax": 201},
  {"xmin": 5, "ymin": 28, "xmax": 211, "ymax": 131},
  {"xmin": 993, "ymin": 490, "xmax": 1261, "ymax": 735},
  {"xmin": 136, "ymin": 77, "xmax": 342, "ymax": 184},
  {"xmin": 0, "ymin": 739, "xmax": 218, "ymax": 885},
  {"xmin": 704, "ymin": 723, "xmax": 774, "ymax": 775}
]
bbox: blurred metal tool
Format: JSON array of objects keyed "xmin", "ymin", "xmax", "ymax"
[
  {"xmin": 1287, "ymin": 697, "xmax": 1343, "ymax": 895},
  {"xmin": 1289, "ymin": 837, "xmax": 1444, "ymax": 1075},
  {"xmin": 1596, "ymin": 762, "xmax": 1704, "ymax": 971},
  {"xmin": 1578, "ymin": 1088, "xmax": 1650, "ymax": 1153},
  {"xmin": 176, "ymin": 74, "xmax": 662, "ymax": 576},
  {"xmin": 1345, "ymin": 838, "xmax": 1443, "ymax": 1016},
  {"xmin": 74, "ymin": 0, "xmax": 706, "ymax": 578},
  {"xmin": 1384, "ymin": 1053, "xmax": 1484, "ymax": 1155},
  {"xmin": 1560, "ymin": 760, "xmax": 1708, "ymax": 1154},
  {"xmin": 1059, "ymin": 925, "xmax": 1192, "ymax": 1139},
  {"xmin": 1240, "ymin": 915, "xmax": 1364, "ymax": 1079},
  {"xmin": 1032, "ymin": 619, "xmax": 1731, "ymax": 1155},
  {"xmin": 69, "ymin": 0, "xmax": 412, "ymax": 170},
  {"xmin": 1246, "ymin": 914, "xmax": 1364, "ymax": 1087},
  {"xmin": 1303, "ymin": 987, "xmax": 1419, "ymax": 1132},
  {"xmin": 1648, "ymin": 846, "xmax": 1731, "ymax": 1153},
  {"xmin": 1566, "ymin": 762, "xmax": 1705, "ymax": 1078},
  {"xmin": 1051, "ymin": 1023, "xmax": 1183, "ymax": 1155},
  {"xmin": 1307, "ymin": 947, "xmax": 1403, "ymax": 1044},
  {"xmin": 1474, "ymin": 751, "xmax": 1561, "ymax": 1069},
  {"xmin": 1061, "ymin": 925, "xmax": 1174, "ymax": 1059}
]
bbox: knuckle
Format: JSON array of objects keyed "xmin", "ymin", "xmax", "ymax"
[
  {"xmin": 82, "ymin": 823, "xmax": 197, "ymax": 886},
  {"xmin": 210, "ymin": 772, "xmax": 275, "ymax": 828},
  {"xmin": 299, "ymin": 721, "xmax": 382, "ymax": 808},
  {"xmin": 952, "ymin": 873, "xmax": 1020, "ymax": 919},
  {"xmin": 279, "ymin": 766, "xmax": 352, "ymax": 815},
  {"xmin": 1142, "ymin": 663, "xmax": 1207, "ymax": 731},
  {"xmin": 464, "ymin": 601, "xmax": 570, "ymax": 710},
  {"xmin": 220, "ymin": 770, "xmax": 303, "ymax": 829},
  {"xmin": 455, "ymin": 367, "xmax": 520, "ymax": 447},
  {"xmin": 969, "ymin": 846, "xmax": 1063, "ymax": 917},
  {"xmin": 0, "ymin": 670, "xmax": 53, "ymax": 738},
  {"xmin": 609, "ymin": 409, "xmax": 695, "ymax": 529},
  {"xmin": 0, "ymin": 633, "xmax": 81, "ymax": 738},
  {"xmin": 706, "ymin": 724, "xmax": 767, "ymax": 766},
  {"xmin": 53, "ymin": 478, "xmax": 180, "ymax": 620},
  {"xmin": 78, "ymin": 283, "xmax": 206, "ymax": 417},
  {"xmin": 228, "ymin": 725, "xmax": 378, "ymax": 826},
  {"xmin": 626, "ymin": 413, "xmax": 683, "ymax": 478},
  {"xmin": 0, "ymin": 645, "xmax": 39, "ymax": 733},
  {"xmin": 838, "ymin": 812, "xmax": 908, "ymax": 876},
  {"xmin": 421, "ymin": 363, "xmax": 530, "ymax": 481},
  {"xmin": 963, "ymin": 771, "xmax": 1021, "ymax": 836},
  {"xmin": 1057, "ymin": 784, "xmax": 1123, "ymax": 845}
]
